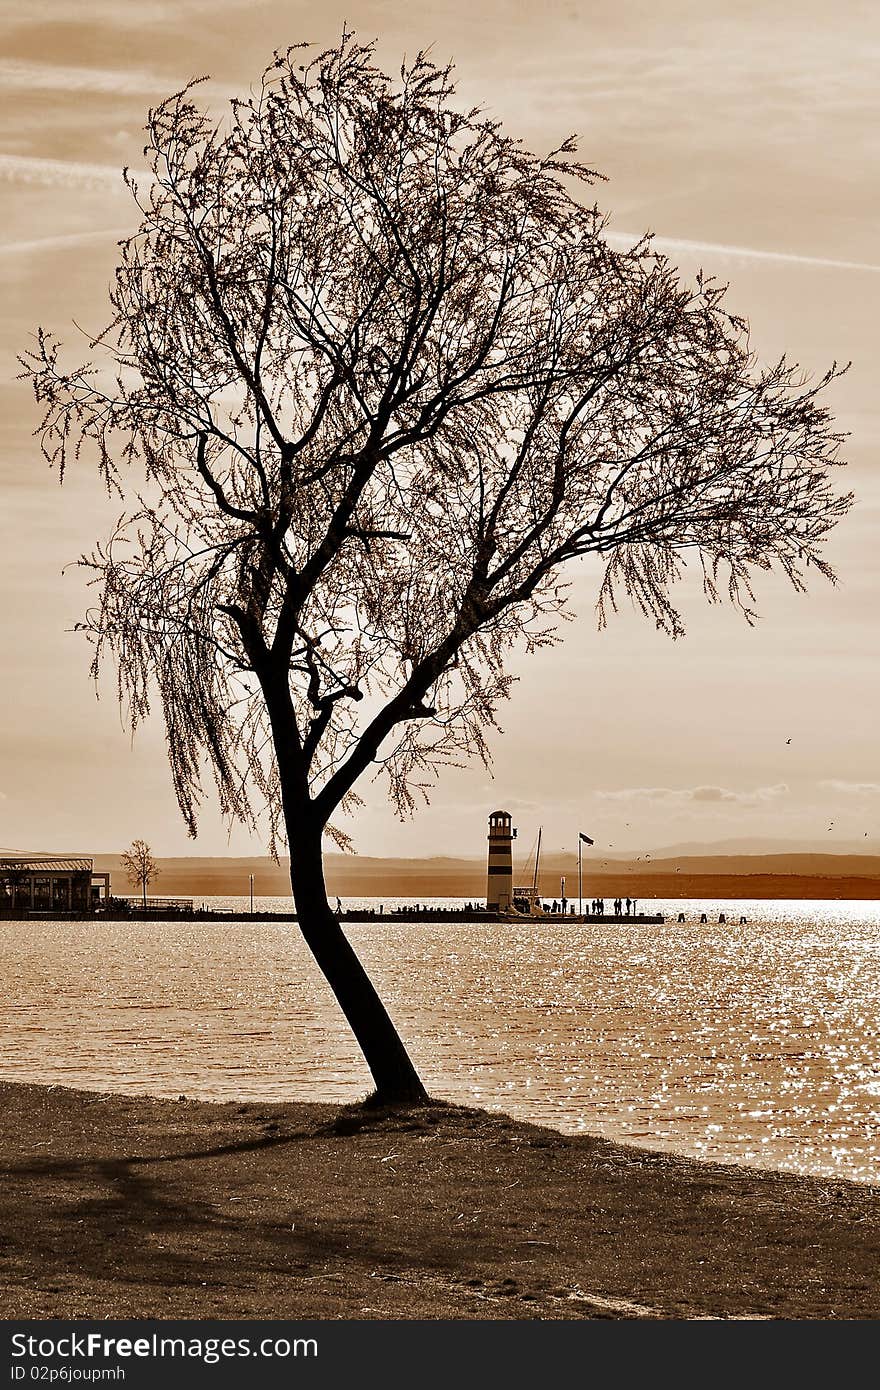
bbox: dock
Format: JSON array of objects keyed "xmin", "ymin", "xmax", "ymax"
[
  {"xmin": 337, "ymin": 909, "xmax": 666, "ymax": 925},
  {"xmin": 4, "ymin": 907, "xmax": 666, "ymax": 924}
]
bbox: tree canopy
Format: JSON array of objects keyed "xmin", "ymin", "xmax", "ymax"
[
  {"xmin": 23, "ymin": 35, "xmax": 850, "ymax": 853},
  {"xmin": 121, "ymin": 839, "xmax": 159, "ymax": 908}
]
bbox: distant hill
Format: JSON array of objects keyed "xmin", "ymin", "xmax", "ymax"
[
  {"xmin": 5, "ymin": 847, "xmax": 880, "ymax": 900},
  {"xmin": 638, "ymin": 836, "xmax": 880, "ymax": 858},
  {"xmin": 88, "ymin": 849, "xmax": 880, "ymax": 900}
]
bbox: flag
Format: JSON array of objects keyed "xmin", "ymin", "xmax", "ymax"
[{"xmin": 579, "ymin": 832, "xmax": 594, "ymax": 845}]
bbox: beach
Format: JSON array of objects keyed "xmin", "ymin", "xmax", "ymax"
[{"xmin": 1, "ymin": 1081, "xmax": 877, "ymax": 1321}]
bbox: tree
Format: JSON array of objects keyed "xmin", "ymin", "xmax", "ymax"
[
  {"xmin": 21, "ymin": 34, "xmax": 851, "ymax": 1104},
  {"xmin": 121, "ymin": 839, "xmax": 159, "ymax": 909}
]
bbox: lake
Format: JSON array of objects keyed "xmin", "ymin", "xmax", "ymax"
[{"xmin": 2, "ymin": 896, "xmax": 879, "ymax": 1184}]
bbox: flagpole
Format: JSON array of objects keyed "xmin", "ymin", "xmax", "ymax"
[{"xmin": 578, "ymin": 837, "xmax": 582, "ymax": 917}]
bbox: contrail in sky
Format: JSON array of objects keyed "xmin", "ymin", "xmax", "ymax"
[
  {"xmin": 606, "ymin": 229, "xmax": 880, "ymax": 275},
  {"xmin": 0, "ymin": 153, "xmax": 129, "ymax": 191},
  {"xmin": 0, "ymin": 227, "xmax": 133, "ymax": 258},
  {"xmin": 2, "ymin": 153, "xmax": 877, "ymax": 275},
  {"xmin": 0, "ymin": 59, "xmax": 167, "ymax": 96}
]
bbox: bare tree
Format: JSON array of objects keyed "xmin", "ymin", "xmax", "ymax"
[
  {"xmin": 121, "ymin": 839, "xmax": 159, "ymax": 909},
  {"xmin": 21, "ymin": 35, "xmax": 851, "ymax": 1103}
]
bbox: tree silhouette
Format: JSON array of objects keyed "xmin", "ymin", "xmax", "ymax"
[
  {"xmin": 21, "ymin": 35, "xmax": 851, "ymax": 1103},
  {"xmin": 121, "ymin": 839, "xmax": 159, "ymax": 910}
]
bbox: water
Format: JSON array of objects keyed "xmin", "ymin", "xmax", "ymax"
[{"xmin": 2, "ymin": 897, "xmax": 879, "ymax": 1184}]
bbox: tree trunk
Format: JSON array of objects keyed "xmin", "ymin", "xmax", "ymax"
[{"xmin": 287, "ymin": 823, "xmax": 429, "ymax": 1106}]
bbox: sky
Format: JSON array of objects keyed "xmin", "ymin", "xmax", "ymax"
[{"xmin": 1, "ymin": 0, "xmax": 878, "ymax": 861}]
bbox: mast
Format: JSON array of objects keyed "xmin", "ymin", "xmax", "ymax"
[{"xmin": 533, "ymin": 827, "xmax": 542, "ymax": 893}]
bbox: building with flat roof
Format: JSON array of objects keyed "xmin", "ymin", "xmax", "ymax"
[{"xmin": 0, "ymin": 856, "xmax": 111, "ymax": 916}]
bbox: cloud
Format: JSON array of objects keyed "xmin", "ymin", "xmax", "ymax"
[
  {"xmin": 596, "ymin": 784, "xmax": 789, "ymax": 806},
  {"xmin": 12, "ymin": 0, "xmax": 228, "ymax": 22},
  {"xmin": 605, "ymin": 229, "xmax": 880, "ymax": 276},
  {"xmin": 0, "ymin": 60, "xmax": 168, "ymax": 96},
  {"xmin": 819, "ymin": 780, "xmax": 880, "ymax": 796},
  {"xmin": 512, "ymin": 18, "xmax": 880, "ymax": 155}
]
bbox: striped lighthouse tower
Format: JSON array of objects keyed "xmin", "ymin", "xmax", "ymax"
[{"xmin": 486, "ymin": 810, "xmax": 515, "ymax": 912}]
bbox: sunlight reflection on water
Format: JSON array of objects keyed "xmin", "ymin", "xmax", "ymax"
[{"xmin": 1, "ymin": 897, "xmax": 878, "ymax": 1183}]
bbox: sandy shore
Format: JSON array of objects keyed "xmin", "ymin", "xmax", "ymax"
[{"xmin": 0, "ymin": 1081, "xmax": 877, "ymax": 1320}]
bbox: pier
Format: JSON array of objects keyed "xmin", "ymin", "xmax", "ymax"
[
  {"xmin": 2, "ymin": 906, "xmax": 666, "ymax": 924},
  {"xmin": 337, "ymin": 908, "xmax": 666, "ymax": 925}
]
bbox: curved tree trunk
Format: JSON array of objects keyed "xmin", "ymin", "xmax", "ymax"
[{"xmin": 287, "ymin": 824, "xmax": 429, "ymax": 1105}]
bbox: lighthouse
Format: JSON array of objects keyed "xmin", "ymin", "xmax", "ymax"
[{"xmin": 486, "ymin": 810, "xmax": 516, "ymax": 912}]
